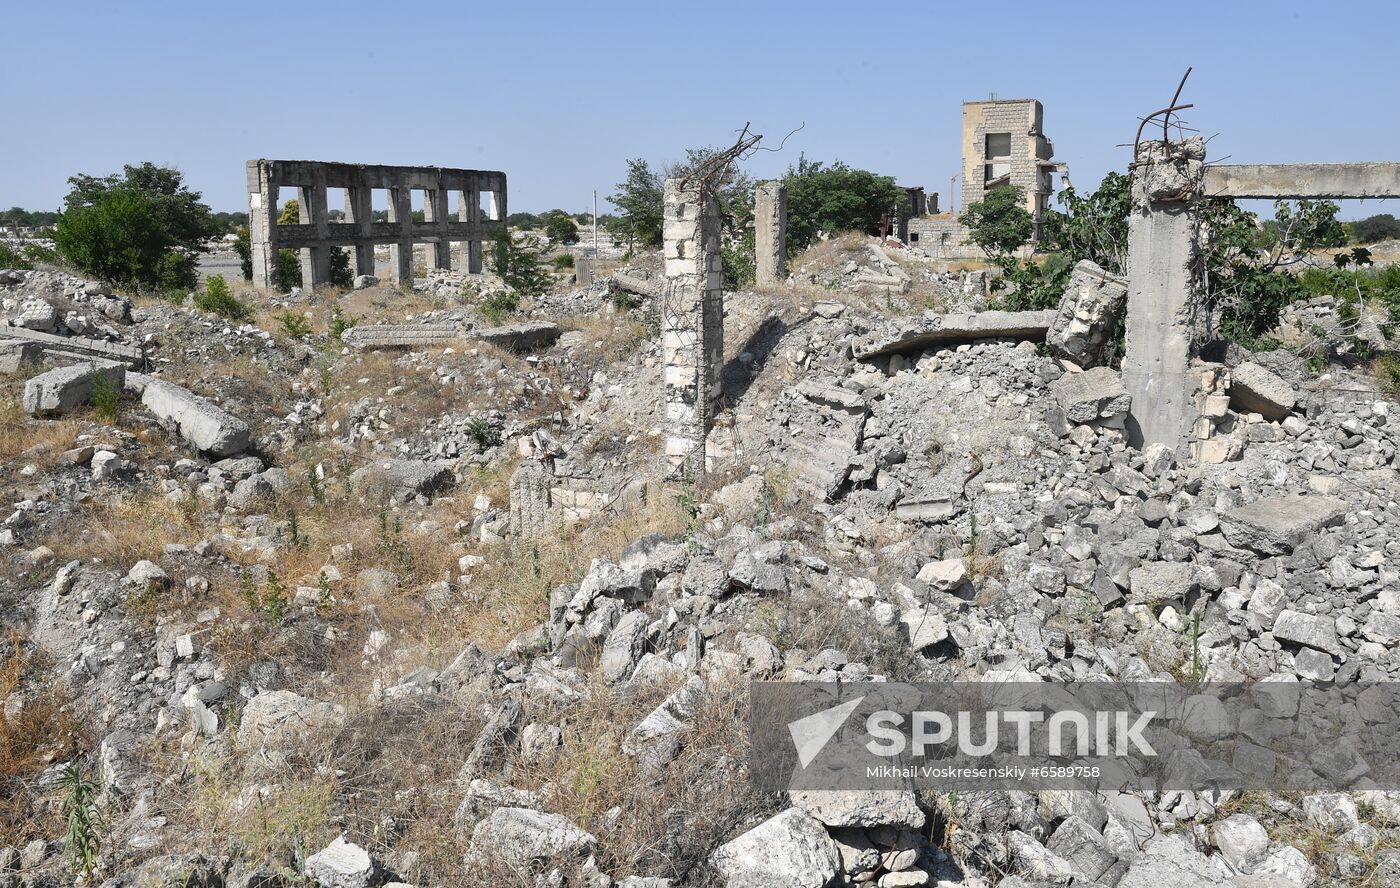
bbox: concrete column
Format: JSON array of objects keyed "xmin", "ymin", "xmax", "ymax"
[
  {"xmin": 245, "ymin": 160, "xmax": 278, "ymax": 290},
  {"xmin": 387, "ymin": 186, "xmax": 413, "ymax": 285},
  {"xmin": 1123, "ymin": 138, "xmax": 1207, "ymax": 450},
  {"xmin": 297, "ymin": 180, "xmax": 332, "ymax": 288},
  {"xmin": 754, "ymin": 181, "xmax": 787, "ymax": 286},
  {"xmin": 344, "ymin": 186, "xmax": 375, "ymax": 276},
  {"xmin": 458, "ymin": 185, "xmax": 483, "ymax": 274},
  {"xmin": 423, "ymin": 186, "xmax": 452, "ymax": 270},
  {"xmin": 661, "ymin": 178, "xmax": 723, "ymax": 482}
]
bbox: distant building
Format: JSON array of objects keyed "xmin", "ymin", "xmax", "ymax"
[{"xmin": 903, "ymin": 97, "xmax": 1068, "ymax": 258}]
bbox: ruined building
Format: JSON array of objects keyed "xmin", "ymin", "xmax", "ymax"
[
  {"xmin": 904, "ymin": 98, "xmax": 1065, "ymax": 258},
  {"xmin": 245, "ymin": 160, "xmax": 507, "ymax": 289}
]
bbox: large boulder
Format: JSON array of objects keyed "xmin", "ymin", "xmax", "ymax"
[
  {"xmin": 236, "ymin": 690, "xmax": 345, "ymax": 753},
  {"xmin": 1229, "ymin": 362, "xmax": 1296, "ymax": 421},
  {"xmin": 1049, "ymin": 366, "xmax": 1131, "ymax": 424},
  {"xmin": 1046, "ymin": 259, "xmax": 1128, "ymax": 368},
  {"xmin": 23, "ymin": 363, "xmax": 125, "ymax": 415},
  {"xmin": 711, "ymin": 808, "xmax": 842, "ymax": 888},
  {"xmin": 133, "ymin": 376, "xmax": 250, "ymax": 456},
  {"xmin": 467, "ymin": 807, "xmax": 596, "ymax": 869},
  {"xmin": 789, "ymin": 789, "xmax": 925, "ymax": 830},
  {"xmin": 304, "ymin": 836, "xmax": 377, "ymax": 888},
  {"xmin": 351, "ymin": 459, "xmax": 455, "ymax": 500},
  {"xmin": 1220, "ymin": 495, "xmax": 1347, "ymax": 555}
]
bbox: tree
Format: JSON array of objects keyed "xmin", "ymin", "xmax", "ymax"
[
  {"xmin": 782, "ymin": 156, "xmax": 905, "ymax": 251},
  {"xmin": 1041, "ymin": 172, "xmax": 1131, "ymax": 276},
  {"xmin": 1351, "ymin": 213, "xmax": 1400, "ymax": 244},
  {"xmin": 489, "ymin": 229, "xmax": 550, "ymax": 298},
  {"xmin": 278, "ymin": 199, "xmax": 302, "ymax": 226},
  {"xmin": 545, "ymin": 210, "xmax": 580, "ymax": 244},
  {"xmin": 959, "ymin": 185, "xmax": 1034, "ymax": 258},
  {"xmin": 233, "ymin": 225, "xmax": 253, "ymax": 280},
  {"xmin": 608, "ymin": 158, "xmax": 665, "ymax": 250},
  {"xmin": 55, "ymin": 163, "xmax": 218, "ymax": 292}
]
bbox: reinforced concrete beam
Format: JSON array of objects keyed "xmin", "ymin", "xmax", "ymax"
[{"xmin": 1204, "ymin": 163, "xmax": 1400, "ymax": 200}]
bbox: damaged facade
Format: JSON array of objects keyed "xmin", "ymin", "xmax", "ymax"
[{"xmin": 904, "ymin": 98, "xmax": 1066, "ymax": 258}]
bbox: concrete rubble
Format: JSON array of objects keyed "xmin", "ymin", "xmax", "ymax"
[
  {"xmin": 855, "ymin": 310, "xmax": 1057, "ymax": 358},
  {"xmin": 1046, "ymin": 259, "xmax": 1128, "ymax": 368}
]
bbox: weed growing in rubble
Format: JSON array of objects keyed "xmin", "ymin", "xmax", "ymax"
[
  {"xmin": 464, "ymin": 416, "xmax": 501, "ymax": 449},
  {"xmin": 87, "ymin": 367, "xmax": 120, "ymax": 424},
  {"xmin": 307, "ymin": 468, "xmax": 325, "ymax": 506},
  {"xmin": 286, "ymin": 511, "xmax": 309, "ymax": 551},
  {"xmin": 1374, "ymin": 354, "xmax": 1400, "ymax": 395},
  {"xmin": 376, "ymin": 508, "xmax": 413, "ymax": 573},
  {"xmin": 328, "ymin": 305, "xmax": 357, "ymax": 342},
  {"xmin": 240, "ymin": 570, "xmax": 289, "ymax": 624},
  {"xmin": 58, "ymin": 759, "xmax": 103, "ymax": 880},
  {"xmin": 196, "ymin": 274, "xmax": 254, "ymax": 322},
  {"xmin": 479, "ymin": 290, "xmax": 519, "ymax": 324},
  {"xmin": 277, "ymin": 311, "xmax": 312, "ymax": 339}
]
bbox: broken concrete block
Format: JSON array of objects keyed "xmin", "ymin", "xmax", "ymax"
[
  {"xmin": 474, "ymin": 321, "xmax": 561, "ymax": 352},
  {"xmin": 0, "ymin": 340, "xmax": 42, "ymax": 373},
  {"xmin": 91, "ymin": 450, "xmax": 120, "ymax": 481},
  {"xmin": 856, "ymin": 310, "xmax": 1057, "ymax": 358},
  {"xmin": 13, "ymin": 299, "xmax": 58, "ymax": 332},
  {"xmin": 1050, "ymin": 367, "xmax": 1131, "ymax": 424},
  {"xmin": 1273, "ymin": 610, "xmax": 1341, "ymax": 656},
  {"xmin": 1219, "ymin": 495, "xmax": 1347, "ymax": 555},
  {"xmin": 350, "ymin": 459, "xmax": 455, "ymax": 500},
  {"xmin": 0, "ymin": 326, "xmax": 143, "ymax": 366},
  {"xmin": 304, "ymin": 835, "xmax": 378, "ymax": 888},
  {"xmin": 1046, "ymin": 259, "xmax": 1128, "ymax": 369},
  {"xmin": 342, "ymin": 323, "xmax": 462, "ymax": 350},
  {"xmin": 23, "ymin": 363, "xmax": 125, "ymax": 415},
  {"xmin": 1228, "ymin": 361, "xmax": 1296, "ymax": 421},
  {"xmin": 132, "ymin": 376, "xmax": 250, "ymax": 457}
]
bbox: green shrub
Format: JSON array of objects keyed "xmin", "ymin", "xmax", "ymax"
[
  {"xmin": 329, "ymin": 305, "xmax": 358, "ymax": 341},
  {"xmin": 488, "ymin": 229, "xmax": 550, "ymax": 297},
  {"xmin": 782, "ymin": 156, "xmax": 905, "ymax": 251},
  {"xmin": 329, "ymin": 247, "xmax": 353, "ymax": 288},
  {"xmin": 277, "ymin": 311, "xmax": 312, "ymax": 339},
  {"xmin": 274, "ymin": 248, "xmax": 302, "ymax": 291},
  {"xmin": 464, "ymin": 416, "xmax": 501, "ymax": 448},
  {"xmin": 480, "ymin": 290, "xmax": 519, "ymax": 324},
  {"xmin": 195, "ymin": 274, "xmax": 254, "ymax": 321},
  {"xmin": 545, "ymin": 210, "xmax": 580, "ymax": 245},
  {"xmin": 1374, "ymin": 354, "xmax": 1400, "ymax": 394},
  {"xmin": 722, "ymin": 230, "xmax": 756, "ymax": 289},
  {"xmin": 0, "ymin": 242, "xmax": 31, "ymax": 270},
  {"xmin": 88, "ymin": 367, "xmax": 120, "ymax": 423},
  {"xmin": 234, "ymin": 225, "xmax": 253, "ymax": 280},
  {"xmin": 1352, "ymin": 213, "xmax": 1400, "ymax": 244},
  {"xmin": 54, "ymin": 162, "xmax": 217, "ymax": 292},
  {"xmin": 552, "ymin": 253, "xmax": 575, "ymax": 270}
]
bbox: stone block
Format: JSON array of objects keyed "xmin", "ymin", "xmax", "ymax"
[
  {"xmin": 1220, "ymin": 495, "xmax": 1347, "ymax": 555},
  {"xmin": 133, "ymin": 376, "xmax": 250, "ymax": 457},
  {"xmin": 1046, "ymin": 259, "xmax": 1128, "ymax": 369},
  {"xmin": 23, "ymin": 363, "xmax": 124, "ymax": 415},
  {"xmin": 1050, "ymin": 366, "xmax": 1131, "ymax": 424},
  {"xmin": 1229, "ymin": 361, "xmax": 1296, "ymax": 421}
]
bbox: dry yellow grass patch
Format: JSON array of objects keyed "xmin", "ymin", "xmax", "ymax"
[{"xmin": 0, "ymin": 390, "xmax": 84, "ymax": 466}]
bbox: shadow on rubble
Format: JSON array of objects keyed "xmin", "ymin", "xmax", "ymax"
[{"xmin": 720, "ymin": 315, "xmax": 799, "ymax": 405}]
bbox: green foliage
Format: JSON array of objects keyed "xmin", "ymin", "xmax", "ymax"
[
  {"xmin": 608, "ymin": 158, "xmax": 665, "ymax": 249},
  {"xmin": 58, "ymin": 759, "xmax": 103, "ymax": 880},
  {"xmin": 1204, "ymin": 198, "xmax": 1346, "ymax": 345},
  {"xmin": 464, "ymin": 416, "xmax": 501, "ymax": 449},
  {"xmin": 722, "ymin": 229, "xmax": 756, "ymax": 289},
  {"xmin": 328, "ymin": 247, "xmax": 353, "ymax": 288},
  {"xmin": 506, "ymin": 211, "xmax": 544, "ymax": 229},
  {"xmin": 55, "ymin": 163, "xmax": 217, "ymax": 292},
  {"xmin": 544, "ymin": 210, "xmax": 580, "ymax": 244},
  {"xmin": 88, "ymin": 367, "xmax": 120, "ymax": 424},
  {"xmin": 959, "ymin": 185, "xmax": 1034, "ymax": 258},
  {"xmin": 1040, "ymin": 172, "xmax": 1131, "ymax": 276},
  {"xmin": 241, "ymin": 570, "xmax": 289, "ymax": 623},
  {"xmin": 376, "ymin": 508, "xmax": 414, "ymax": 573},
  {"xmin": 1374, "ymin": 354, "xmax": 1400, "ymax": 395},
  {"xmin": 233, "ymin": 225, "xmax": 253, "ymax": 280},
  {"xmin": 479, "ymin": 290, "xmax": 520, "ymax": 324},
  {"xmin": 1351, "ymin": 213, "xmax": 1400, "ymax": 244},
  {"xmin": 612, "ymin": 288, "xmax": 642, "ymax": 311},
  {"xmin": 308, "ymin": 467, "xmax": 325, "ymax": 506},
  {"xmin": 552, "ymin": 253, "xmax": 575, "ymax": 270},
  {"xmin": 994, "ymin": 253, "xmax": 1074, "ymax": 312},
  {"xmin": 782, "ymin": 155, "xmax": 905, "ymax": 251},
  {"xmin": 274, "ymin": 248, "xmax": 302, "ymax": 291},
  {"xmin": 329, "ymin": 305, "xmax": 358, "ymax": 341},
  {"xmin": 277, "ymin": 311, "xmax": 312, "ymax": 339},
  {"xmin": 277, "ymin": 199, "xmax": 302, "ymax": 226},
  {"xmin": 1, "ymin": 207, "xmax": 60, "ymax": 228},
  {"xmin": 195, "ymin": 274, "xmax": 254, "ymax": 322},
  {"xmin": 287, "ymin": 511, "xmax": 309, "ymax": 550},
  {"xmin": 0, "ymin": 242, "xmax": 32, "ymax": 270},
  {"xmin": 24, "ymin": 242, "xmax": 58, "ymax": 265},
  {"xmin": 488, "ymin": 229, "xmax": 550, "ymax": 298}
]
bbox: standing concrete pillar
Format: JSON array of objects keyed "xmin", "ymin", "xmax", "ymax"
[
  {"xmin": 387, "ymin": 186, "xmax": 414, "ymax": 285},
  {"xmin": 661, "ymin": 178, "xmax": 724, "ymax": 482},
  {"xmin": 423, "ymin": 186, "xmax": 452, "ymax": 270},
  {"xmin": 458, "ymin": 185, "xmax": 484, "ymax": 274},
  {"xmin": 1123, "ymin": 137, "xmax": 1207, "ymax": 450},
  {"xmin": 246, "ymin": 160, "xmax": 278, "ymax": 290},
  {"xmin": 297, "ymin": 180, "xmax": 332, "ymax": 288},
  {"xmin": 754, "ymin": 181, "xmax": 787, "ymax": 286},
  {"xmin": 344, "ymin": 186, "xmax": 375, "ymax": 276}
]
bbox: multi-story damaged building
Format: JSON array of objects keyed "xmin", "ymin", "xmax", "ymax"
[{"xmin": 904, "ymin": 98, "xmax": 1066, "ymax": 258}]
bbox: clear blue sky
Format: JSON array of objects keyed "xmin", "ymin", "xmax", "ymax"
[{"xmin": 5, "ymin": 0, "xmax": 1398, "ymax": 219}]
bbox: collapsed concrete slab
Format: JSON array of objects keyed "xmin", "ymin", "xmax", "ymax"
[
  {"xmin": 127, "ymin": 374, "xmax": 251, "ymax": 457},
  {"xmin": 1050, "ymin": 367, "xmax": 1131, "ymax": 424},
  {"xmin": 1220, "ymin": 495, "xmax": 1348, "ymax": 555},
  {"xmin": 0, "ymin": 340, "xmax": 43, "ymax": 374},
  {"xmin": 342, "ymin": 324, "xmax": 462, "ymax": 351},
  {"xmin": 23, "ymin": 363, "xmax": 125, "ymax": 415},
  {"xmin": 0, "ymin": 327, "xmax": 144, "ymax": 368},
  {"xmin": 856, "ymin": 310, "xmax": 1057, "ymax": 359},
  {"xmin": 1046, "ymin": 259, "xmax": 1128, "ymax": 369},
  {"xmin": 1228, "ymin": 362, "xmax": 1296, "ymax": 421},
  {"xmin": 770, "ymin": 380, "xmax": 868, "ymax": 499},
  {"xmin": 475, "ymin": 321, "xmax": 561, "ymax": 352},
  {"xmin": 610, "ymin": 272, "xmax": 662, "ymax": 300}
]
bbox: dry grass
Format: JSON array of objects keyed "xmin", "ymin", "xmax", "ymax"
[
  {"xmin": 0, "ymin": 387, "xmax": 85, "ymax": 467},
  {"xmin": 0, "ymin": 631, "xmax": 91, "ymax": 844}
]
